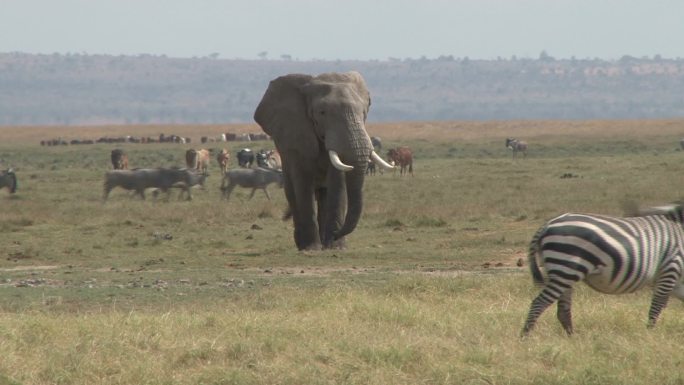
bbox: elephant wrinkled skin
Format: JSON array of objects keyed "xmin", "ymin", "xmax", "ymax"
[{"xmin": 254, "ymin": 71, "xmax": 393, "ymax": 250}]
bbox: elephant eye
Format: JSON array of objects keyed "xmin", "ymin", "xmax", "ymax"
[{"xmin": 319, "ymin": 110, "xmax": 326, "ymax": 115}]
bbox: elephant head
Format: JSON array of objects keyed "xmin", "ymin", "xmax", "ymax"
[{"xmin": 254, "ymin": 71, "xmax": 393, "ymax": 250}]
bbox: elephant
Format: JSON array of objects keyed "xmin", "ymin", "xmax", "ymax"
[{"xmin": 254, "ymin": 71, "xmax": 394, "ymax": 250}]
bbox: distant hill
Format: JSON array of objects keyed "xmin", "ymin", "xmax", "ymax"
[{"xmin": 1, "ymin": 52, "xmax": 684, "ymax": 125}]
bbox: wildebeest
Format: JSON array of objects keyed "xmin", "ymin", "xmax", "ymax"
[
  {"xmin": 103, "ymin": 168, "xmax": 206, "ymax": 201},
  {"xmin": 237, "ymin": 148, "xmax": 255, "ymax": 168},
  {"xmin": 110, "ymin": 149, "xmax": 128, "ymax": 170},
  {"xmin": 371, "ymin": 136, "xmax": 382, "ymax": 150},
  {"xmin": 387, "ymin": 147, "xmax": 413, "ymax": 176},
  {"xmin": 0, "ymin": 168, "xmax": 17, "ymax": 194},
  {"xmin": 505, "ymin": 138, "xmax": 528, "ymax": 158},
  {"xmin": 185, "ymin": 149, "xmax": 210, "ymax": 173},
  {"xmin": 216, "ymin": 149, "xmax": 230, "ymax": 174},
  {"xmin": 680, "ymin": 138, "xmax": 684, "ymax": 150},
  {"xmin": 220, "ymin": 167, "xmax": 283, "ymax": 201}
]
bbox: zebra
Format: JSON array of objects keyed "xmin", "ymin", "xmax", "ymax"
[
  {"xmin": 521, "ymin": 203, "xmax": 684, "ymax": 336},
  {"xmin": 0, "ymin": 168, "xmax": 17, "ymax": 194},
  {"xmin": 505, "ymin": 138, "xmax": 528, "ymax": 158}
]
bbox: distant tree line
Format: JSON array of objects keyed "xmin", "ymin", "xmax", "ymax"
[{"xmin": 0, "ymin": 52, "xmax": 683, "ymax": 125}]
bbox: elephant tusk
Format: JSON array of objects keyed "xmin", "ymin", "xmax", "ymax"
[
  {"xmin": 328, "ymin": 150, "xmax": 354, "ymax": 172},
  {"xmin": 371, "ymin": 151, "xmax": 395, "ymax": 170}
]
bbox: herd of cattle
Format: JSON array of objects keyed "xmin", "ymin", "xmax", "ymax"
[{"xmin": 1, "ymin": 136, "xmax": 533, "ymax": 198}]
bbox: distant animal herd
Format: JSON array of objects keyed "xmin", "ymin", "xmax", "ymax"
[
  {"xmin": 4, "ymin": 134, "xmax": 426, "ymax": 200},
  {"xmin": 11, "ymin": 133, "xmax": 541, "ymax": 202},
  {"xmin": 39, "ymin": 131, "xmax": 272, "ymax": 147},
  {"xmin": 100, "ymin": 140, "xmax": 416, "ymax": 202}
]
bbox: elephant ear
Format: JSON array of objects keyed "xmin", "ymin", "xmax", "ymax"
[
  {"xmin": 254, "ymin": 74, "xmax": 320, "ymax": 155},
  {"xmin": 315, "ymin": 71, "xmax": 371, "ymax": 121}
]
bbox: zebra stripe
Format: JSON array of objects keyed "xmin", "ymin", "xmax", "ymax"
[{"xmin": 522, "ymin": 205, "xmax": 684, "ymax": 336}]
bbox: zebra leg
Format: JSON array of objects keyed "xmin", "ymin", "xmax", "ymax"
[
  {"xmin": 522, "ymin": 283, "xmax": 572, "ymax": 337},
  {"xmin": 522, "ymin": 289, "xmax": 560, "ymax": 336},
  {"xmin": 522, "ymin": 293, "xmax": 554, "ymax": 337},
  {"xmin": 556, "ymin": 289, "xmax": 574, "ymax": 335},
  {"xmin": 647, "ymin": 271, "xmax": 679, "ymax": 328}
]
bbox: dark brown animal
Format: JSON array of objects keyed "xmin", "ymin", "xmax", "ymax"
[
  {"xmin": 110, "ymin": 149, "xmax": 128, "ymax": 170},
  {"xmin": 387, "ymin": 147, "xmax": 413, "ymax": 176}
]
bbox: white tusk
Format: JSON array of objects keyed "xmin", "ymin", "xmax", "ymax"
[
  {"xmin": 371, "ymin": 151, "xmax": 395, "ymax": 170},
  {"xmin": 329, "ymin": 150, "xmax": 354, "ymax": 172}
]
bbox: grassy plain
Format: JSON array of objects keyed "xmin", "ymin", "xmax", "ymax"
[{"xmin": 1, "ymin": 119, "xmax": 684, "ymax": 384}]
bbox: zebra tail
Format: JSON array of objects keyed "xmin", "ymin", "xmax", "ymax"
[{"xmin": 527, "ymin": 225, "xmax": 546, "ymax": 286}]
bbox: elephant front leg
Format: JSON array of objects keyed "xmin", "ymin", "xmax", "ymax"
[
  {"xmin": 285, "ymin": 167, "xmax": 320, "ymax": 250},
  {"xmin": 319, "ymin": 168, "xmax": 347, "ymax": 249}
]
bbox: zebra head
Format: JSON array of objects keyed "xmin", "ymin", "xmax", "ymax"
[{"xmin": 635, "ymin": 202, "xmax": 684, "ymax": 224}]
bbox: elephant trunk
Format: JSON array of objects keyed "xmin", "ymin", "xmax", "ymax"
[
  {"xmin": 331, "ymin": 120, "xmax": 371, "ymax": 240},
  {"xmin": 334, "ymin": 164, "xmax": 366, "ymax": 240}
]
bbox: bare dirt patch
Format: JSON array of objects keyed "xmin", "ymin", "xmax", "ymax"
[{"xmin": 0, "ymin": 265, "xmax": 61, "ymax": 272}]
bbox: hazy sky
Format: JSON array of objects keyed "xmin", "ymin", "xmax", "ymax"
[{"xmin": 2, "ymin": 0, "xmax": 683, "ymax": 60}]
